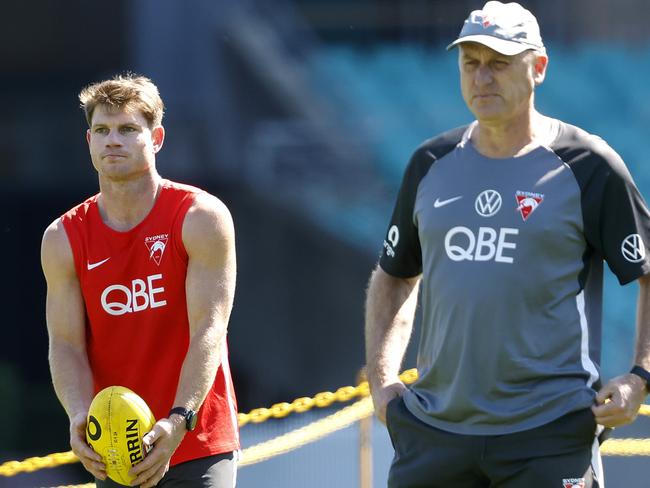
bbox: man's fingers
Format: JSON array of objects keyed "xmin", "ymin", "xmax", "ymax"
[
  {"xmin": 130, "ymin": 457, "xmax": 163, "ymax": 487},
  {"xmin": 370, "ymin": 395, "xmax": 390, "ymax": 424},
  {"xmin": 75, "ymin": 450, "xmax": 106, "ymax": 480},
  {"xmin": 374, "ymin": 398, "xmax": 396, "ymax": 425},
  {"xmin": 594, "ymin": 413, "xmax": 635, "ymax": 428},
  {"xmin": 71, "ymin": 436, "xmax": 104, "ymax": 464},
  {"xmin": 592, "ymin": 399, "xmax": 619, "ymax": 418},
  {"xmin": 371, "ymin": 384, "xmax": 405, "ymax": 425},
  {"xmin": 140, "ymin": 463, "xmax": 169, "ymax": 488},
  {"xmin": 129, "ymin": 428, "xmax": 160, "ymax": 478},
  {"xmin": 83, "ymin": 456, "xmax": 106, "ymax": 472},
  {"xmin": 593, "ymin": 397, "xmax": 639, "ymax": 428},
  {"xmin": 595, "ymin": 385, "xmax": 614, "ymax": 404},
  {"xmin": 142, "ymin": 430, "xmax": 157, "ymax": 450},
  {"xmin": 82, "ymin": 460, "xmax": 107, "ymax": 480},
  {"xmin": 130, "ymin": 443, "xmax": 165, "ymax": 478},
  {"xmin": 70, "ymin": 419, "xmax": 107, "ymax": 479},
  {"xmin": 79, "ymin": 445, "xmax": 104, "ymax": 463},
  {"xmin": 131, "ymin": 463, "xmax": 157, "ymax": 486},
  {"xmin": 76, "ymin": 451, "xmax": 106, "ymax": 479},
  {"xmin": 129, "ymin": 455, "xmax": 155, "ymax": 477}
]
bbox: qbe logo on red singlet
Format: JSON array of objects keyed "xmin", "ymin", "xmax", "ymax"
[{"xmin": 101, "ymin": 274, "xmax": 167, "ymax": 316}]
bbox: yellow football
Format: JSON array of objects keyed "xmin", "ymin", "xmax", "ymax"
[{"xmin": 86, "ymin": 386, "xmax": 156, "ymax": 485}]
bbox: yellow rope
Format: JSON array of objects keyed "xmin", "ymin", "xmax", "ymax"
[
  {"xmin": 0, "ymin": 451, "xmax": 79, "ymax": 476},
  {"xmin": 601, "ymin": 438, "xmax": 650, "ymax": 456},
  {"xmin": 2, "ymin": 368, "xmax": 649, "ymax": 481},
  {"xmin": 237, "ymin": 368, "xmax": 416, "ymax": 426},
  {"xmin": 239, "ymin": 396, "xmax": 374, "ymax": 466},
  {"xmin": 237, "ymin": 378, "xmax": 372, "ymax": 426}
]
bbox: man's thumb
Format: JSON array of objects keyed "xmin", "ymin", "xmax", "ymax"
[{"xmin": 142, "ymin": 428, "xmax": 158, "ymax": 450}]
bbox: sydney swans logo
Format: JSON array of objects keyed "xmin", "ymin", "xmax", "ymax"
[{"xmin": 144, "ymin": 234, "xmax": 169, "ymax": 266}]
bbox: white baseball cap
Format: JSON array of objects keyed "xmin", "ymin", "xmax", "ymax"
[{"xmin": 447, "ymin": 1, "xmax": 545, "ymax": 56}]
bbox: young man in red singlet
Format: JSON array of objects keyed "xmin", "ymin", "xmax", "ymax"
[{"xmin": 41, "ymin": 74, "xmax": 240, "ymax": 488}]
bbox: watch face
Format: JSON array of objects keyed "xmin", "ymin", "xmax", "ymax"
[{"xmin": 187, "ymin": 410, "xmax": 198, "ymax": 430}]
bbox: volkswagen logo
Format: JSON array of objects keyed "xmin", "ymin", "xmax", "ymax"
[
  {"xmin": 475, "ymin": 190, "xmax": 502, "ymax": 217},
  {"xmin": 621, "ymin": 234, "xmax": 646, "ymax": 263}
]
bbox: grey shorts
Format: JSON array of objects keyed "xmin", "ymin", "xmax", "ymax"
[
  {"xmin": 386, "ymin": 396, "xmax": 602, "ymax": 488},
  {"xmin": 96, "ymin": 451, "xmax": 238, "ymax": 488}
]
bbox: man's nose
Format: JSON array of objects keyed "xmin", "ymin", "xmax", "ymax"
[
  {"xmin": 474, "ymin": 64, "xmax": 494, "ymax": 86},
  {"xmin": 105, "ymin": 129, "xmax": 122, "ymax": 146}
]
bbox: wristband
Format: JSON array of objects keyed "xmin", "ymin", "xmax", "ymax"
[
  {"xmin": 630, "ymin": 365, "xmax": 650, "ymax": 393},
  {"xmin": 168, "ymin": 407, "xmax": 198, "ymax": 431}
]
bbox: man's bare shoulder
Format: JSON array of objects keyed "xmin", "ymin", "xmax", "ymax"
[
  {"xmin": 182, "ymin": 192, "xmax": 235, "ymax": 252},
  {"xmin": 41, "ymin": 218, "xmax": 75, "ymax": 276},
  {"xmin": 42, "ymin": 217, "xmax": 69, "ymax": 254}
]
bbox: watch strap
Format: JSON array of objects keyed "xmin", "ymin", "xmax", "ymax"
[
  {"xmin": 630, "ymin": 365, "xmax": 650, "ymax": 393},
  {"xmin": 168, "ymin": 407, "xmax": 197, "ymax": 431},
  {"xmin": 169, "ymin": 406, "xmax": 191, "ymax": 416}
]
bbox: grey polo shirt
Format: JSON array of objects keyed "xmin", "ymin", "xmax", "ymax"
[{"xmin": 379, "ymin": 120, "xmax": 650, "ymax": 435}]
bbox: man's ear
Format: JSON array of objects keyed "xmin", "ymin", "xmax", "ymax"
[
  {"xmin": 533, "ymin": 53, "xmax": 549, "ymax": 86},
  {"xmin": 152, "ymin": 126, "xmax": 165, "ymax": 153}
]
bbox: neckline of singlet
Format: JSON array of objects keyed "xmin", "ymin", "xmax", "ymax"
[{"xmin": 91, "ymin": 180, "xmax": 169, "ymax": 237}]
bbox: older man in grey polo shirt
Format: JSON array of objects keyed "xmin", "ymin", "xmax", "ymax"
[{"xmin": 365, "ymin": 2, "xmax": 650, "ymax": 487}]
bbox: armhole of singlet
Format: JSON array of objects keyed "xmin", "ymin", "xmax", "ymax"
[
  {"xmin": 171, "ymin": 192, "xmax": 201, "ymax": 262},
  {"xmin": 60, "ymin": 216, "xmax": 85, "ymax": 281}
]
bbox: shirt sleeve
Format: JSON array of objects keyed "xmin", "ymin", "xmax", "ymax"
[
  {"xmin": 378, "ymin": 148, "xmax": 433, "ymax": 278},
  {"xmin": 582, "ymin": 143, "xmax": 650, "ymax": 285}
]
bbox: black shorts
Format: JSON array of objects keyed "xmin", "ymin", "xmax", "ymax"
[
  {"xmin": 386, "ymin": 396, "xmax": 602, "ymax": 488},
  {"xmin": 96, "ymin": 451, "xmax": 238, "ymax": 488}
]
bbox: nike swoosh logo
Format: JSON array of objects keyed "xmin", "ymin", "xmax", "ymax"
[
  {"xmin": 433, "ymin": 196, "xmax": 463, "ymax": 208},
  {"xmin": 87, "ymin": 257, "xmax": 110, "ymax": 270}
]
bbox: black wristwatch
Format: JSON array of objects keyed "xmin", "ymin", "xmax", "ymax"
[
  {"xmin": 168, "ymin": 407, "xmax": 198, "ymax": 431},
  {"xmin": 630, "ymin": 365, "xmax": 650, "ymax": 394}
]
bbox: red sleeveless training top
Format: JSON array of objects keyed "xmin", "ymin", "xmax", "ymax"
[{"xmin": 61, "ymin": 179, "xmax": 239, "ymax": 465}]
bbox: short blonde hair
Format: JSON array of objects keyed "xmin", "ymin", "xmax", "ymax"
[{"xmin": 79, "ymin": 73, "xmax": 165, "ymax": 128}]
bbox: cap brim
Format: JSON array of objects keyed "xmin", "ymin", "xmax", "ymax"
[{"xmin": 446, "ymin": 35, "xmax": 531, "ymax": 56}]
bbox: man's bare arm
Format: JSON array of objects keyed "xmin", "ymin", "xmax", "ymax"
[
  {"xmin": 593, "ymin": 273, "xmax": 650, "ymax": 426},
  {"xmin": 130, "ymin": 193, "xmax": 236, "ymax": 488},
  {"xmin": 365, "ymin": 266, "xmax": 420, "ymax": 423},
  {"xmin": 41, "ymin": 219, "xmax": 105, "ymax": 479}
]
